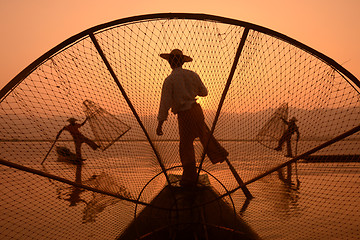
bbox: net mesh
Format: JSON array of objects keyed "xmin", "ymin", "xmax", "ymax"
[
  {"xmin": 256, "ymin": 102, "xmax": 289, "ymax": 149},
  {"xmin": 0, "ymin": 14, "xmax": 359, "ymax": 240},
  {"xmin": 83, "ymin": 99, "xmax": 131, "ymax": 151}
]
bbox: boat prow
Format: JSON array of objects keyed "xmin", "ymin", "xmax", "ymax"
[{"xmin": 117, "ymin": 174, "xmax": 260, "ymax": 240}]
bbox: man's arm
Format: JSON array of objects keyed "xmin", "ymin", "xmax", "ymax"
[
  {"xmin": 295, "ymin": 126, "xmax": 300, "ymax": 141},
  {"xmin": 280, "ymin": 117, "xmax": 288, "ymax": 125},
  {"xmin": 80, "ymin": 117, "xmax": 89, "ymax": 126},
  {"xmin": 156, "ymin": 120, "xmax": 164, "ymax": 136},
  {"xmin": 56, "ymin": 127, "xmax": 64, "ymax": 139},
  {"xmin": 157, "ymin": 78, "xmax": 172, "ymax": 135},
  {"xmin": 157, "ymin": 79, "xmax": 171, "ymax": 123},
  {"xmin": 195, "ymin": 73, "xmax": 208, "ymax": 97}
]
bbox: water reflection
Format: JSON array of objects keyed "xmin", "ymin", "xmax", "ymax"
[
  {"xmin": 254, "ymin": 170, "xmax": 301, "ymax": 218},
  {"xmin": 62, "ymin": 163, "xmax": 86, "ymax": 206},
  {"xmin": 52, "ymin": 152, "xmax": 131, "ymax": 223},
  {"xmin": 274, "ymin": 182, "xmax": 300, "ymax": 215}
]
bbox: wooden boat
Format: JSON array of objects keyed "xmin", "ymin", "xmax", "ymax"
[
  {"xmin": 300, "ymin": 154, "xmax": 360, "ymax": 163},
  {"xmin": 56, "ymin": 146, "xmax": 80, "ymax": 164},
  {"xmin": 118, "ymin": 174, "xmax": 259, "ymax": 240}
]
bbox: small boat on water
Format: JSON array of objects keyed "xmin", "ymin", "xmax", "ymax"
[
  {"xmin": 300, "ymin": 154, "xmax": 360, "ymax": 163},
  {"xmin": 56, "ymin": 146, "xmax": 80, "ymax": 164},
  {"xmin": 0, "ymin": 13, "xmax": 359, "ymax": 240}
]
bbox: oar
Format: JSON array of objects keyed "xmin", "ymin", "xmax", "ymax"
[
  {"xmin": 41, "ymin": 136, "xmax": 59, "ymax": 165},
  {"xmin": 225, "ymin": 158, "xmax": 253, "ymax": 199},
  {"xmin": 294, "ymin": 138, "xmax": 301, "ymax": 188}
]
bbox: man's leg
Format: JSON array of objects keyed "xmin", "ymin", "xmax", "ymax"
[
  {"xmin": 285, "ymin": 138, "xmax": 293, "ymax": 157},
  {"xmin": 75, "ymin": 142, "xmax": 82, "ymax": 160},
  {"xmin": 179, "ymin": 137, "xmax": 197, "ymax": 186},
  {"xmin": 178, "ymin": 106, "xmax": 198, "ymax": 186},
  {"xmin": 187, "ymin": 103, "xmax": 228, "ymax": 164},
  {"xmin": 199, "ymin": 125, "xmax": 228, "ymax": 164},
  {"xmin": 84, "ymin": 137, "xmax": 99, "ymax": 150}
]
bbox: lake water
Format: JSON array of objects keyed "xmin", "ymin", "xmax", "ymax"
[{"xmin": 0, "ymin": 141, "xmax": 359, "ymax": 239}]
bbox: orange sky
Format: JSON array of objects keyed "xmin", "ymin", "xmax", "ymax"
[{"xmin": 1, "ymin": 0, "xmax": 359, "ymax": 90}]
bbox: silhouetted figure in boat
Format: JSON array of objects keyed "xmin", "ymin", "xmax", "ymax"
[
  {"xmin": 275, "ymin": 116, "xmax": 300, "ymax": 185},
  {"xmin": 274, "ymin": 116, "xmax": 300, "ymax": 157},
  {"xmin": 157, "ymin": 49, "xmax": 228, "ymax": 187},
  {"xmin": 56, "ymin": 117, "xmax": 99, "ymax": 162}
]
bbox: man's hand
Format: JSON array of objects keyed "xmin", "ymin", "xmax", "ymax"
[
  {"xmin": 81, "ymin": 117, "xmax": 89, "ymax": 126},
  {"xmin": 156, "ymin": 121, "xmax": 164, "ymax": 136},
  {"xmin": 55, "ymin": 128, "xmax": 64, "ymax": 139}
]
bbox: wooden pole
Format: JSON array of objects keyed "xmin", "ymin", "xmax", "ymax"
[
  {"xmin": 225, "ymin": 158, "xmax": 253, "ymax": 199},
  {"xmin": 41, "ymin": 137, "xmax": 59, "ymax": 165},
  {"xmin": 196, "ymin": 27, "xmax": 253, "ymax": 199}
]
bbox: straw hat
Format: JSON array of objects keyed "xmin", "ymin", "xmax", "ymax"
[
  {"xmin": 290, "ymin": 117, "xmax": 298, "ymax": 122},
  {"xmin": 67, "ymin": 117, "xmax": 77, "ymax": 123},
  {"xmin": 160, "ymin": 49, "xmax": 193, "ymax": 62}
]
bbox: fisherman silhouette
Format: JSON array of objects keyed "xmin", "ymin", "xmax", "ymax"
[
  {"xmin": 274, "ymin": 117, "xmax": 300, "ymax": 157},
  {"xmin": 156, "ymin": 49, "xmax": 228, "ymax": 187},
  {"xmin": 56, "ymin": 117, "xmax": 99, "ymax": 162}
]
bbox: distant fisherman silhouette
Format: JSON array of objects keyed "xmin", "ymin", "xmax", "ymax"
[
  {"xmin": 157, "ymin": 49, "xmax": 228, "ymax": 187},
  {"xmin": 56, "ymin": 117, "xmax": 99, "ymax": 161},
  {"xmin": 275, "ymin": 117, "xmax": 300, "ymax": 157}
]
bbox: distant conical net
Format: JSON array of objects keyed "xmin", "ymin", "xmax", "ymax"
[
  {"xmin": 0, "ymin": 14, "xmax": 359, "ymax": 240},
  {"xmin": 82, "ymin": 99, "xmax": 131, "ymax": 151},
  {"xmin": 256, "ymin": 102, "xmax": 288, "ymax": 149}
]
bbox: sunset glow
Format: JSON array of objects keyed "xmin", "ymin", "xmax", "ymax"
[
  {"xmin": 1, "ymin": 0, "xmax": 359, "ymax": 91},
  {"xmin": 0, "ymin": 5, "xmax": 359, "ymax": 240}
]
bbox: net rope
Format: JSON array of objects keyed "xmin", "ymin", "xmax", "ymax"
[{"xmin": 0, "ymin": 14, "xmax": 359, "ymax": 240}]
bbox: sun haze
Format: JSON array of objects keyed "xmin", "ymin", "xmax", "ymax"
[{"xmin": 0, "ymin": 0, "xmax": 359, "ymax": 90}]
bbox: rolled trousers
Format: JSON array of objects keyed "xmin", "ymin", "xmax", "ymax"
[
  {"xmin": 74, "ymin": 136, "xmax": 98, "ymax": 159},
  {"xmin": 177, "ymin": 103, "xmax": 228, "ymax": 184},
  {"xmin": 277, "ymin": 134, "xmax": 292, "ymax": 157}
]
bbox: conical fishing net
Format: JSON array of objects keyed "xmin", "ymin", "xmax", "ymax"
[
  {"xmin": 0, "ymin": 13, "xmax": 359, "ymax": 240},
  {"xmin": 256, "ymin": 102, "xmax": 289, "ymax": 149},
  {"xmin": 83, "ymin": 99, "xmax": 131, "ymax": 151}
]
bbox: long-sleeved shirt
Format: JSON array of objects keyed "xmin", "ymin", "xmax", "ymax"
[{"xmin": 157, "ymin": 67, "xmax": 208, "ymax": 121}]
